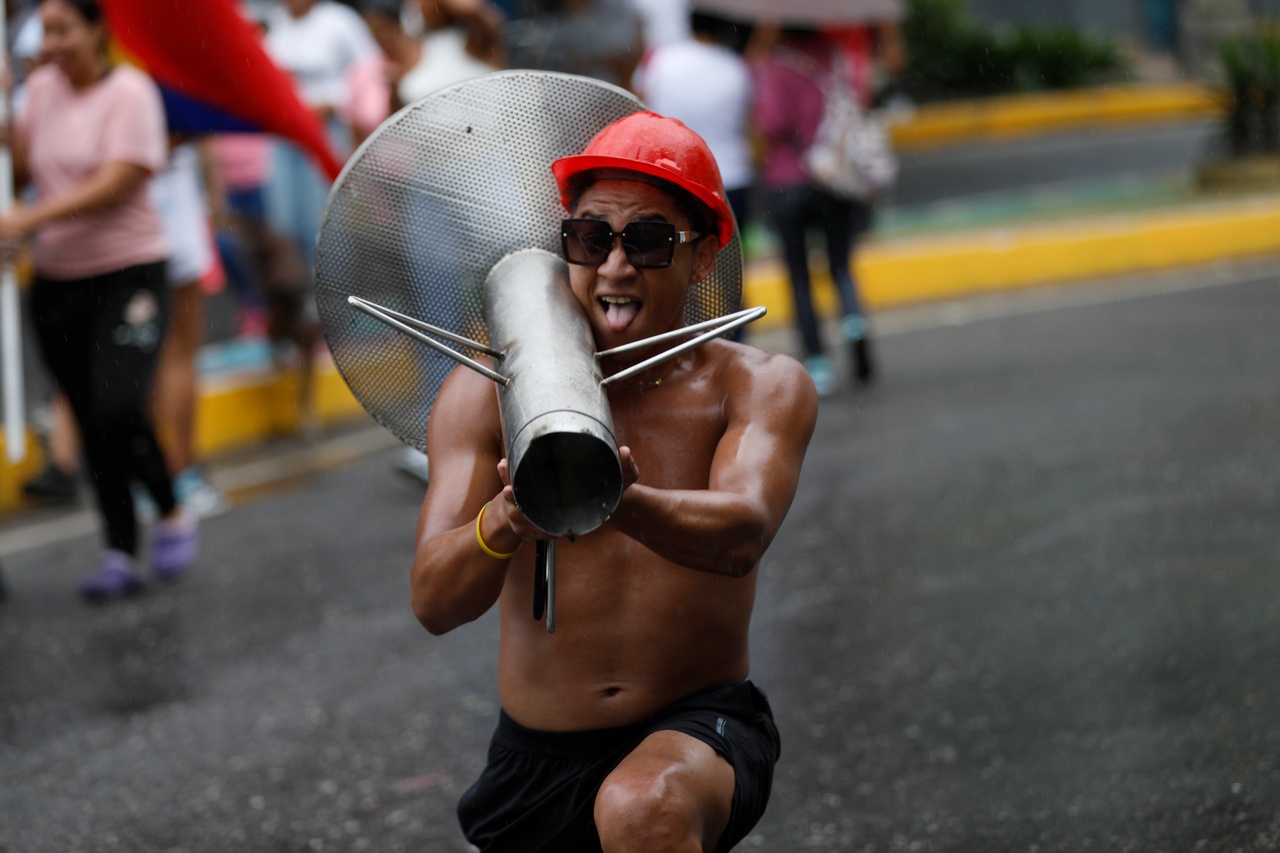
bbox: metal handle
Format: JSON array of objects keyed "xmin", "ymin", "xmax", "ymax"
[
  {"xmin": 532, "ymin": 539, "xmax": 556, "ymax": 634},
  {"xmin": 597, "ymin": 306, "xmax": 766, "ymax": 387},
  {"xmin": 347, "ymin": 295, "xmax": 509, "ymax": 386}
]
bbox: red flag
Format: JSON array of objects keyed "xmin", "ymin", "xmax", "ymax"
[{"xmin": 101, "ymin": 0, "xmax": 343, "ymax": 181}]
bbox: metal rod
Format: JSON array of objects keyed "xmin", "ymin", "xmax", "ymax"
[
  {"xmin": 545, "ymin": 540, "xmax": 556, "ymax": 634},
  {"xmin": 531, "ymin": 539, "xmax": 557, "ymax": 632},
  {"xmin": 348, "ymin": 295, "xmax": 503, "ymax": 357},
  {"xmin": 347, "ymin": 295, "xmax": 509, "ymax": 386},
  {"xmin": 595, "ymin": 306, "xmax": 766, "ymax": 360},
  {"xmin": 533, "ymin": 540, "xmax": 548, "ymax": 621},
  {"xmin": 600, "ymin": 306, "xmax": 767, "ymax": 387}
]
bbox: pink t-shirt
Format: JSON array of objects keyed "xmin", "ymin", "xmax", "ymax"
[
  {"xmin": 212, "ymin": 133, "xmax": 271, "ymax": 192},
  {"xmin": 341, "ymin": 55, "xmax": 391, "ymax": 141},
  {"xmin": 753, "ymin": 48, "xmax": 827, "ymax": 191},
  {"xmin": 18, "ymin": 64, "xmax": 168, "ymax": 280}
]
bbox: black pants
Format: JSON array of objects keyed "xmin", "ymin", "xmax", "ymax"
[
  {"xmin": 31, "ymin": 263, "xmax": 177, "ymax": 556},
  {"xmin": 765, "ymin": 184, "xmax": 872, "ymax": 358}
]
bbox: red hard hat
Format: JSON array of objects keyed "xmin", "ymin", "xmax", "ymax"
[{"xmin": 551, "ymin": 111, "xmax": 735, "ymax": 249}]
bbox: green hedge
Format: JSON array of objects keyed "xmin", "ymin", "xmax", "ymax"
[
  {"xmin": 1219, "ymin": 32, "xmax": 1280, "ymax": 157},
  {"xmin": 900, "ymin": 0, "xmax": 1128, "ymax": 102}
]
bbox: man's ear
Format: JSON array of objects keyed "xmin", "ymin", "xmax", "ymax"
[{"xmin": 691, "ymin": 235, "xmax": 719, "ymax": 281}]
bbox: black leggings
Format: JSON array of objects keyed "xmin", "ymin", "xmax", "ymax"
[
  {"xmin": 31, "ymin": 262, "xmax": 177, "ymax": 556},
  {"xmin": 765, "ymin": 184, "xmax": 872, "ymax": 358}
]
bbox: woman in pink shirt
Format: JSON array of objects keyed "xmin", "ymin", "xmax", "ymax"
[
  {"xmin": 0, "ymin": 0, "xmax": 196, "ymax": 600},
  {"xmin": 753, "ymin": 26, "xmax": 877, "ymax": 394}
]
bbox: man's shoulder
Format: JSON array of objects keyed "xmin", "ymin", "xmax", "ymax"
[
  {"xmin": 426, "ymin": 363, "xmax": 503, "ymax": 453},
  {"xmin": 705, "ymin": 337, "xmax": 803, "ymax": 371},
  {"xmin": 703, "ymin": 339, "xmax": 816, "ymax": 402},
  {"xmin": 435, "ymin": 361, "xmax": 502, "ymax": 412}
]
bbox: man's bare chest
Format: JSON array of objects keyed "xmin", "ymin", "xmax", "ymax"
[{"xmin": 609, "ymin": 387, "xmax": 726, "ymax": 491}]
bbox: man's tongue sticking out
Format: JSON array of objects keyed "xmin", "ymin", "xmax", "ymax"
[{"xmin": 603, "ymin": 297, "xmax": 641, "ymax": 333}]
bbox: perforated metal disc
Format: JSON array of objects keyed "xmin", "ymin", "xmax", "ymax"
[{"xmin": 315, "ymin": 71, "xmax": 744, "ymax": 451}]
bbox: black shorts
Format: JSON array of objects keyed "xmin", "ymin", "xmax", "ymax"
[{"xmin": 457, "ymin": 680, "xmax": 780, "ymax": 853}]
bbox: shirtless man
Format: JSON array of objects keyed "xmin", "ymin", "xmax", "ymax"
[{"xmin": 411, "ymin": 111, "xmax": 818, "ymax": 852}]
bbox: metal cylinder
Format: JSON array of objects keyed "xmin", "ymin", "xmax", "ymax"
[{"xmin": 483, "ymin": 249, "xmax": 622, "ymax": 538}]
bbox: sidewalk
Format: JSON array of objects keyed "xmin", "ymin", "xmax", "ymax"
[{"xmin": 3, "ymin": 82, "xmax": 1271, "ymax": 517}]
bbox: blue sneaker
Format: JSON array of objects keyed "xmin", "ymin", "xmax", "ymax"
[
  {"xmin": 803, "ymin": 355, "xmax": 836, "ymax": 397},
  {"xmin": 841, "ymin": 313, "xmax": 869, "ymax": 342},
  {"xmin": 173, "ymin": 467, "xmax": 229, "ymax": 519},
  {"xmin": 841, "ymin": 314, "xmax": 875, "ymax": 386},
  {"xmin": 80, "ymin": 550, "xmax": 144, "ymax": 602},
  {"xmin": 152, "ymin": 513, "xmax": 198, "ymax": 581},
  {"xmin": 133, "ymin": 484, "xmax": 158, "ymax": 523}
]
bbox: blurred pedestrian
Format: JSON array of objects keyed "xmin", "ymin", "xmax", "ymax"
[
  {"xmin": 632, "ymin": 0, "xmax": 689, "ymax": 49},
  {"xmin": 211, "ymin": 131, "xmax": 273, "ymax": 338},
  {"xmin": 633, "ymin": 8, "xmax": 754, "ymax": 230},
  {"xmin": 8, "ymin": 4, "xmax": 82, "ymax": 506},
  {"xmin": 354, "ymin": 0, "xmax": 505, "ymax": 487},
  {"xmin": 263, "ymin": 0, "xmax": 378, "ymax": 274},
  {"xmin": 210, "ymin": 8, "xmax": 274, "ymax": 339},
  {"xmin": 260, "ymin": 0, "xmax": 377, "ymax": 437},
  {"xmin": 753, "ymin": 25, "xmax": 877, "ymax": 394},
  {"xmin": 149, "ymin": 139, "xmax": 229, "ymax": 518},
  {"xmin": 2, "ymin": 0, "xmax": 196, "ymax": 599},
  {"xmin": 506, "ymin": 0, "xmax": 642, "ymax": 89},
  {"xmin": 401, "ymin": 0, "xmax": 504, "ymax": 100},
  {"xmin": 353, "ymin": 0, "xmax": 503, "ymax": 132}
]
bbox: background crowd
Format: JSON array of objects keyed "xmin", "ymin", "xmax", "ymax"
[{"xmin": 2, "ymin": 0, "xmax": 903, "ymax": 600}]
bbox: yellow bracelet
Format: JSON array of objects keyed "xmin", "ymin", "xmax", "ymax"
[{"xmin": 475, "ymin": 502, "xmax": 521, "ymax": 560}]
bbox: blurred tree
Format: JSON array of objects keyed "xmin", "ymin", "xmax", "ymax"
[
  {"xmin": 899, "ymin": 0, "xmax": 1126, "ymax": 101},
  {"xmin": 1218, "ymin": 31, "xmax": 1280, "ymax": 157},
  {"xmin": 1179, "ymin": 0, "xmax": 1252, "ymax": 81}
]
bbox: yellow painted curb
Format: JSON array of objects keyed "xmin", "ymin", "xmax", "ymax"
[
  {"xmin": 0, "ymin": 359, "xmax": 368, "ymax": 516},
  {"xmin": 891, "ymin": 83, "xmax": 1222, "ymax": 151},
  {"xmin": 744, "ymin": 195, "xmax": 1280, "ymax": 328},
  {"xmin": 194, "ymin": 357, "xmax": 366, "ymax": 458},
  {"xmin": 0, "ymin": 431, "xmax": 53, "ymax": 514}
]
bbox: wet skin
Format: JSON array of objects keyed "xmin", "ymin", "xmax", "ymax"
[{"xmin": 411, "ymin": 179, "xmax": 818, "ymax": 732}]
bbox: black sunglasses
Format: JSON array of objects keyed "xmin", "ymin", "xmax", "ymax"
[{"xmin": 561, "ymin": 219, "xmax": 702, "ymax": 270}]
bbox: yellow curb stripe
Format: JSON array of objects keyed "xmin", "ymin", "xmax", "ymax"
[
  {"xmin": 0, "ymin": 364, "xmax": 368, "ymax": 516},
  {"xmin": 891, "ymin": 84, "xmax": 1222, "ymax": 151},
  {"xmin": 744, "ymin": 197, "xmax": 1280, "ymax": 328},
  {"xmin": 195, "ymin": 362, "xmax": 366, "ymax": 458}
]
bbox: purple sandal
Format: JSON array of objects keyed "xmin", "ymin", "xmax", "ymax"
[
  {"xmin": 152, "ymin": 514, "xmax": 198, "ymax": 581},
  {"xmin": 80, "ymin": 551, "xmax": 144, "ymax": 601}
]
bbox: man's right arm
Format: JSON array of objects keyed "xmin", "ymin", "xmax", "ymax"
[{"xmin": 410, "ymin": 367, "xmax": 516, "ymax": 635}]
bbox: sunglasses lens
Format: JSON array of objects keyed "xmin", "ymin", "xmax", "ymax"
[
  {"xmin": 560, "ymin": 220, "xmax": 679, "ymax": 268},
  {"xmin": 621, "ymin": 222, "xmax": 676, "ymax": 269},
  {"xmin": 562, "ymin": 220, "xmax": 613, "ymax": 265}
]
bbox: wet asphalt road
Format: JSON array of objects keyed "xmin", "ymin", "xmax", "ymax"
[{"xmin": 2, "ymin": 259, "xmax": 1279, "ymax": 852}]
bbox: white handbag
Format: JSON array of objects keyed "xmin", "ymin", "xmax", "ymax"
[{"xmin": 805, "ymin": 51, "xmax": 898, "ymax": 201}]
